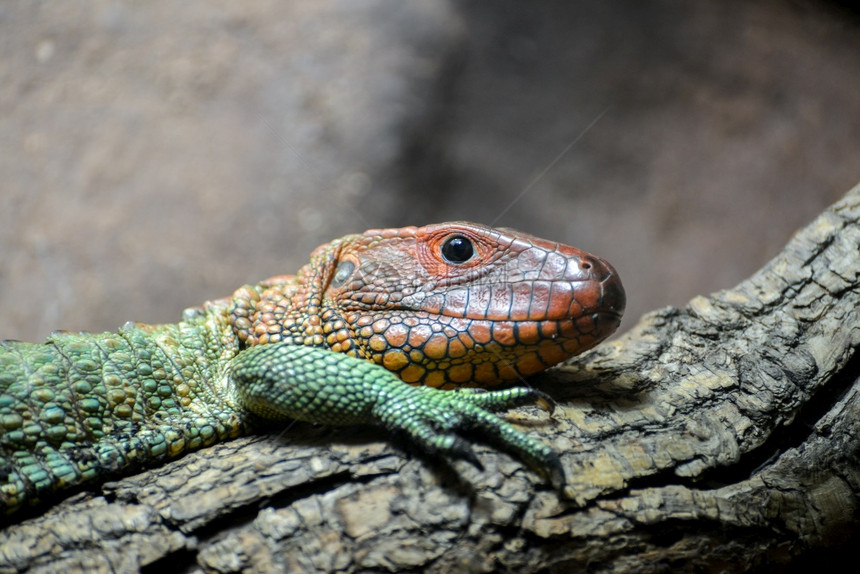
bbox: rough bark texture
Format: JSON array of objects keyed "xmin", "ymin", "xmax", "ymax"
[{"xmin": 1, "ymin": 185, "xmax": 857, "ymax": 572}]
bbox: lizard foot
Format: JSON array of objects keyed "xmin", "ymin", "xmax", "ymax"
[{"xmin": 373, "ymin": 383, "xmax": 565, "ymax": 488}]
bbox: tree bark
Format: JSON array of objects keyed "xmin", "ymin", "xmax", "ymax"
[{"xmin": 1, "ymin": 185, "xmax": 858, "ymax": 574}]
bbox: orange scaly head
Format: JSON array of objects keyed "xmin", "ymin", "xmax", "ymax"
[{"xmin": 230, "ymin": 222, "xmax": 625, "ymax": 388}]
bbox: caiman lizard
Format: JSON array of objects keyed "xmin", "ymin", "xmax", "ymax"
[{"xmin": 0, "ymin": 222, "xmax": 625, "ymax": 516}]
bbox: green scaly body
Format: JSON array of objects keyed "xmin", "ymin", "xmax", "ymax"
[{"xmin": 0, "ymin": 305, "xmax": 243, "ymax": 513}]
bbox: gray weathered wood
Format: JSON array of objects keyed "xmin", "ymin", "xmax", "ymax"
[{"xmin": 2, "ymin": 184, "xmax": 858, "ymax": 573}]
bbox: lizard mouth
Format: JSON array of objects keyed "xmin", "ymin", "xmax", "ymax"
[
  {"xmin": 416, "ymin": 267, "xmax": 625, "ymax": 385},
  {"xmin": 347, "ymin": 294, "xmax": 624, "ymax": 389}
]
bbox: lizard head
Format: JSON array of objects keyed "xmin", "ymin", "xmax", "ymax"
[{"xmin": 231, "ymin": 222, "xmax": 625, "ymax": 388}]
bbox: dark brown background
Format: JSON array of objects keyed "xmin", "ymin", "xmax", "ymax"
[{"xmin": 2, "ymin": 0, "xmax": 858, "ymax": 343}]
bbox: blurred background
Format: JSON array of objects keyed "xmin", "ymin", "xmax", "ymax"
[{"xmin": 1, "ymin": 0, "xmax": 859, "ymax": 342}]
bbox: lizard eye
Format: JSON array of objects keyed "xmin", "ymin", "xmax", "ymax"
[
  {"xmin": 440, "ymin": 235, "xmax": 474, "ymax": 264},
  {"xmin": 330, "ymin": 260, "xmax": 355, "ymax": 288}
]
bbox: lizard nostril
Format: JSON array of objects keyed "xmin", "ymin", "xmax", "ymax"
[
  {"xmin": 581, "ymin": 255, "xmax": 614, "ymax": 282},
  {"xmin": 568, "ymin": 254, "xmax": 607, "ymax": 282}
]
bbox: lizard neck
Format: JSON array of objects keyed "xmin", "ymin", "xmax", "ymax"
[{"xmin": 228, "ymin": 237, "xmax": 344, "ymax": 351}]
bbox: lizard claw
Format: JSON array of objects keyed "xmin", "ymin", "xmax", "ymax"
[{"xmin": 454, "ymin": 387, "xmax": 556, "ymax": 415}]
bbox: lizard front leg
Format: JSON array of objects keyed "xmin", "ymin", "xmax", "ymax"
[{"xmin": 229, "ymin": 343, "xmax": 564, "ymax": 487}]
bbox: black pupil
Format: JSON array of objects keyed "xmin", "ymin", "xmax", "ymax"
[{"xmin": 441, "ymin": 235, "xmax": 474, "ymax": 263}]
